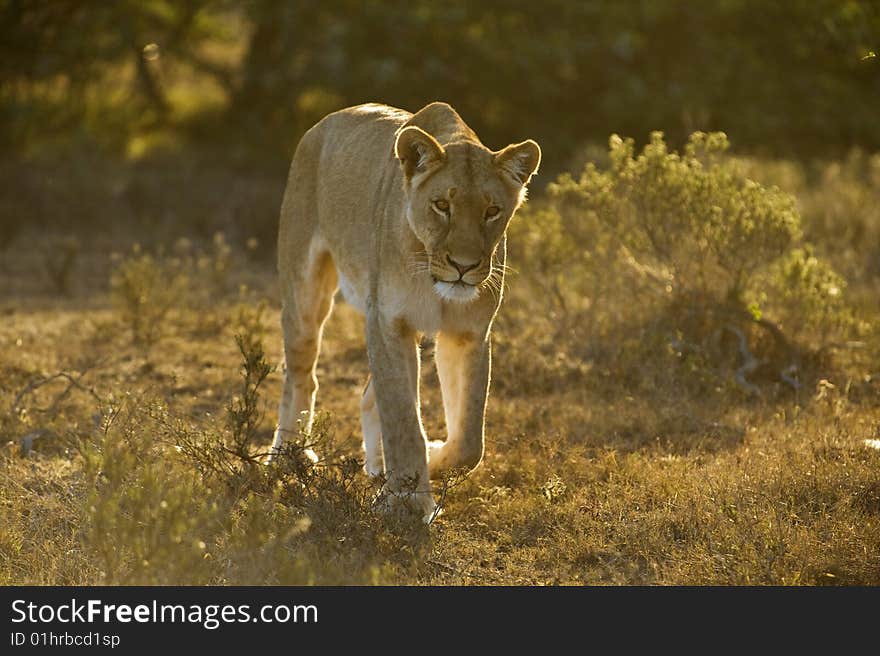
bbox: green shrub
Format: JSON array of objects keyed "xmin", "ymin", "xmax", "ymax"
[
  {"xmin": 733, "ymin": 148, "xmax": 880, "ymax": 305},
  {"xmin": 506, "ymin": 132, "xmax": 856, "ymax": 395},
  {"xmin": 547, "ymin": 131, "xmax": 805, "ymax": 305},
  {"xmin": 110, "ymin": 233, "xmax": 241, "ymax": 347},
  {"xmin": 110, "ymin": 245, "xmax": 188, "ymax": 348}
]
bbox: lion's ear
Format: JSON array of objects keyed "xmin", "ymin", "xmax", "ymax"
[
  {"xmin": 494, "ymin": 140, "xmax": 541, "ymax": 186},
  {"xmin": 395, "ymin": 126, "xmax": 446, "ymax": 181}
]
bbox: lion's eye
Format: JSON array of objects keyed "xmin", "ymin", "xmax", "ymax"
[
  {"xmin": 485, "ymin": 205, "xmax": 501, "ymax": 220},
  {"xmin": 432, "ymin": 199, "xmax": 450, "ymax": 214}
]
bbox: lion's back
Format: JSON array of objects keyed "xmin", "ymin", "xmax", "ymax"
[
  {"xmin": 310, "ymin": 103, "xmax": 410, "ymax": 175},
  {"xmin": 278, "ymin": 104, "xmax": 413, "ymax": 298}
]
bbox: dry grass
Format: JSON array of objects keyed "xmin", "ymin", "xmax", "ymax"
[{"xmin": 1, "ymin": 148, "xmax": 879, "ymax": 586}]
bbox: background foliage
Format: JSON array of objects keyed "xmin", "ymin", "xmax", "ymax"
[{"xmin": 2, "ymin": 0, "xmax": 879, "ymax": 165}]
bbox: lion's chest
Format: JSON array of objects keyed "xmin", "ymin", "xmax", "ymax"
[
  {"xmin": 338, "ymin": 271, "xmax": 443, "ymax": 334},
  {"xmin": 380, "ymin": 278, "xmax": 444, "ymax": 335}
]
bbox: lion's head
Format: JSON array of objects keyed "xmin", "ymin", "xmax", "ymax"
[{"xmin": 394, "ymin": 125, "xmax": 541, "ymax": 303}]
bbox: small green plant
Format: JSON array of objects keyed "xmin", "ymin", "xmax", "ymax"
[
  {"xmin": 225, "ymin": 331, "xmax": 274, "ymax": 463},
  {"xmin": 172, "ymin": 315, "xmax": 278, "ymax": 480},
  {"xmin": 110, "ymin": 234, "xmax": 241, "ymax": 346},
  {"xmin": 110, "ymin": 245, "xmax": 188, "ymax": 347}
]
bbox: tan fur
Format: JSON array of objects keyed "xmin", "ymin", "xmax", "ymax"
[{"xmin": 272, "ymin": 102, "xmax": 540, "ymax": 519}]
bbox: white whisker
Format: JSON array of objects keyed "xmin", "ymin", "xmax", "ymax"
[
  {"xmin": 405, "ymin": 250, "xmax": 435, "ymax": 279},
  {"xmin": 406, "ymin": 251, "xmax": 435, "ymax": 278},
  {"xmin": 480, "ymin": 269, "xmax": 505, "ymax": 304},
  {"xmin": 484, "ymin": 279, "xmax": 499, "ymax": 305},
  {"xmin": 491, "ymin": 262, "xmax": 518, "ymax": 274}
]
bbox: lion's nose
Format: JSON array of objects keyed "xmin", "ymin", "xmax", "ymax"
[{"xmin": 447, "ymin": 254, "xmax": 480, "ymax": 277}]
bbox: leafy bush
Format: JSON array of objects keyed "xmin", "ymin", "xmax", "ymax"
[
  {"xmin": 110, "ymin": 233, "xmax": 239, "ymax": 347},
  {"xmin": 506, "ymin": 132, "xmax": 857, "ymax": 395},
  {"xmin": 547, "ymin": 132, "xmax": 803, "ymax": 305},
  {"xmin": 110, "ymin": 245, "xmax": 188, "ymax": 348}
]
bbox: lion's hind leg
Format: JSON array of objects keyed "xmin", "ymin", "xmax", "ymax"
[
  {"xmin": 271, "ymin": 248, "xmax": 338, "ymax": 461},
  {"xmin": 360, "ymin": 376, "xmax": 385, "ymax": 477}
]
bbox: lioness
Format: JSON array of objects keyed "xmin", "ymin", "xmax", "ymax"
[{"xmin": 273, "ymin": 102, "xmax": 540, "ymax": 519}]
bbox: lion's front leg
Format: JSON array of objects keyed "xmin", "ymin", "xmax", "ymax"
[
  {"xmin": 365, "ymin": 308, "xmax": 436, "ymax": 521},
  {"xmin": 428, "ymin": 331, "xmax": 490, "ymax": 479}
]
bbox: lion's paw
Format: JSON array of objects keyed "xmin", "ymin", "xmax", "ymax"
[
  {"xmin": 373, "ymin": 488, "xmax": 438, "ymax": 524},
  {"xmin": 364, "ymin": 454, "xmax": 385, "ymax": 479}
]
